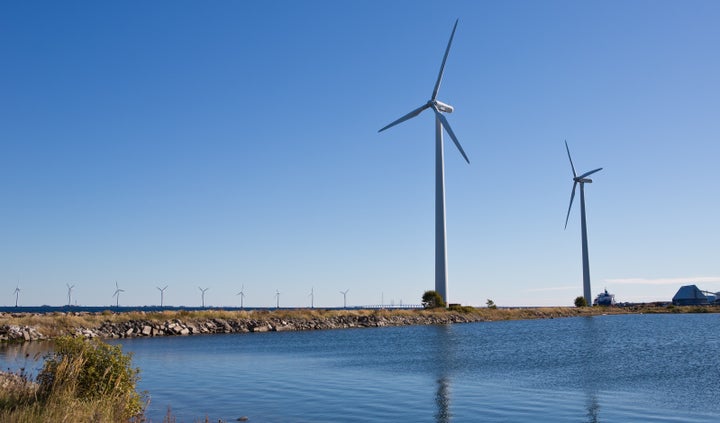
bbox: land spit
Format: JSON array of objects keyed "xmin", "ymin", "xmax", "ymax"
[{"xmin": 0, "ymin": 305, "xmax": 717, "ymax": 343}]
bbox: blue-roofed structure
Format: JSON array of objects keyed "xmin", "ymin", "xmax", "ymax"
[{"xmin": 672, "ymin": 285, "xmax": 712, "ymax": 306}]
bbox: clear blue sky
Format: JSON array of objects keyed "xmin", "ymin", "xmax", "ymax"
[{"xmin": 2, "ymin": 1, "xmax": 719, "ymax": 308}]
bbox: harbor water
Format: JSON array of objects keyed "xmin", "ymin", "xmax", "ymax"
[{"xmin": 2, "ymin": 313, "xmax": 719, "ymax": 422}]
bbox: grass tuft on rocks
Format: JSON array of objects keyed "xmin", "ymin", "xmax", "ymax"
[{"xmin": 0, "ymin": 336, "xmax": 145, "ymax": 423}]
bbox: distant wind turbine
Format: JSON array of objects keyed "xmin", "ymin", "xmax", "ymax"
[
  {"xmin": 66, "ymin": 283, "xmax": 75, "ymax": 306},
  {"xmin": 309, "ymin": 287, "xmax": 314, "ymax": 309},
  {"xmin": 275, "ymin": 289, "xmax": 280, "ymax": 309},
  {"xmin": 112, "ymin": 281, "xmax": 124, "ymax": 307},
  {"xmin": 157, "ymin": 285, "xmax": 168, "ymax": 307},
  {"xmin": 378, "ymin": 19, "xmax": 469, "ymax": 307},
  {"xmin": 13, "ymin": 286, "xmax": 20, "ymax": 307},
  {"xmin": 199, "ymin": 287, "xmax": 209, "ymax": 308},
  {"xmin": 340, "ymin": 289, "xmax": 349, "ymax": 309},
  {"xmin": 236, "ymin": 285, "xmax": 245, "ymax": 309},
  {"xmin": 564, "ymin": 141, "xmax": 603, "ymax": 306}
]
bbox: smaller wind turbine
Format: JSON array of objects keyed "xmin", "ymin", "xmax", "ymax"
[
  {"xmin": 13, "ymin": 286, "xmax": 20, "ymax": 307},
  {"xmin": 66, "ymin": 283, "xmax": 75, "ymax": 306},
  {"xmin": 309, "ymin": 287, "xmax": 314, "ymax": 309},
  {"xmin": 113, "ymin": 281, "xmax": 124, "ymax": 307},
  {"xmin": 236, "ymin": 285, "xmax": 245, "ymax": 309},
  {"xmin": 275, "ymin": 289, "xmax": 280, "ymax": 309},
  {"xmin": 199, "ymin": 287, "xmax": 209, "ymax": 308},
  {"xmin": 564, "ymin": 140, "xmax": 603, "ymax": 306},
  {"xmin": 157, "ymin": 285, "xmax": 168, "ymax": 307},
  {"xmin": 340, "ymin": 289, "xmax": 349, "ymax": 309}
]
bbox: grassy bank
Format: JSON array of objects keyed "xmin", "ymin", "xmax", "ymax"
[{"xmin": 2, "ymin": 304, "xmax": 718, "ymax": 341}]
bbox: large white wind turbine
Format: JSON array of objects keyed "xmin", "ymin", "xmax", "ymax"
[
  {"xmin": 378, "ymin": 19, "xmax": 469, "ymax": 306},
  {"xmin": 564, "ymin": 141, "xmax": 602, "ymax": 305}
]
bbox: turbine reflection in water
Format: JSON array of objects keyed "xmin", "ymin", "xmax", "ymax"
[
  {"xmin": 435, "ymin": 377, "xmax": 451, "ymax": 423},
  {"xmin": 586, "ymin": 394, "xmax": 600, "ymax": 423},
  {"xmin": 431, "ymin": 325, "xmax": 455, "ymax": 423},
  {"xmin": 580, "ymin": 317, "xmax": 602, "ymax": 423}
]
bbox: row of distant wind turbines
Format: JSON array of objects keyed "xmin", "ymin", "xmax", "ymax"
[
  {"xmin": 15, "ymin": 283, "xmax": 353, "ymax": 309},
  {"xmin": 378, "ymin": 19, "xmax": 602, "ymax": 306}
]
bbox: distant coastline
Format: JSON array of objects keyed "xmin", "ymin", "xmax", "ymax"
[{"xmin": 1, "ymin": 305, "xmax": 718, "ymax": 343}]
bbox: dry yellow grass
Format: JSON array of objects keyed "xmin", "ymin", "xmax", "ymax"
[
  {"xmin": 2, "ymin": 305, "xmax": 718, "ymax": 340},
  {"xmin": 0, "ymin": 337, "xmax": 143, "ymax": 423}
]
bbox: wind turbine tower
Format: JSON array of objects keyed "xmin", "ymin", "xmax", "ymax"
[
  {"xmin": 66, "ymin": 283, "xmax": 75, "ymax": 306},
  {"xmin": 112, "ymin": 281, "xmax": 124, "ymax": 307},
  {"xmin": 13, "ymin": 286, "xmax": 20, "ymax": 307},
  {"xmin": 275, "ymin": 289, "xmax": 280, "ymax": 309},
  {"xmin": 340, "ymin": 289, "xmax": 349, "ymax": 309},
  {"xmin": 378, "ymin": 19, "xmax": 469, "ymax": 306},
  {"xmin": 199, "ymin": 287, "xmax": 209, "ymax": 308},
  {"xmin": 157, "ymin": 285, "xmax": 168, "ymax": 307},
  {"xmin": 564, "ymin": 141, "xmax": 603, "ymax": 305},
  {"xmin": 309, "ymin": 287, "xmax": 314, "ymax": 309},
  {"xmin": 237, "ymin": 285, "xmax": 245, "ymax": 309}
]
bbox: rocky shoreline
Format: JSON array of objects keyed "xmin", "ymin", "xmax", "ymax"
[
  {"xmin": 1, "ymin": 304, "xmax": 716, "ymax": 343},
  {"xmin": 0, "ymin": 310, "xmax": 487, "ymax": 343},
  {"xmin": 0, "ymin": 325, "xmax": 46, "ymax": 342}
]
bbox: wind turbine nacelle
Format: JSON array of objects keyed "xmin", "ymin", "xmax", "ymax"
[
  {"xmin": 434, "ymin": 100, "xmax": 454, "ymax": 113},
  {"xmin": 580, "ymin": 178, "xmax": 593, "ymax": 183}
]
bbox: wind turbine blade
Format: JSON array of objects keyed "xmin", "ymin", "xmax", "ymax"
[
  {"xmin": 565, "ymin": 140, "xmax": 577, "ymax": 178},
  {"xmin": 431, "ymin": 19, "xmax": 459, "ymax": 101},
  {"xmin": 379, "ymin": 103, "xmax": 430, "ymax": 133},
  {"xmin": 433, "ymin": 107, "xmax": 470, "ymax": 163},
  {"xmin": 578, "ymin": 167, "xmax": 603, "ymax": 179},
  {"xmin": 564, "ymin": 182, "xmax": 578, "ymax": 229}
]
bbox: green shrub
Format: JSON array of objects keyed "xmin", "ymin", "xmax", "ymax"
[
  {"xmin": 37, "ymin": 336, "xmax": 144, "ymax": 420},
  {"xmin": 486, "ymin": 299, "xmax": 497, "ymax": 309},
  {"xmin": 574, "ymin": 296, "xmax": 588, "ymax": 307},
  {"xmin": 448, "ymin": 304, "xmax": 475, "ymax": 313},
  {"xmin": 422, "ymin": 290, "xmax": 445, "ymax": 309}
]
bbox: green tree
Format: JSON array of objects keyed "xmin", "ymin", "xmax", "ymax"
[
  {"xmin": 486, "ymin": 299, "xmax": 497, "ymax": 309},
  {"xmin": 574, "ymin": 296, "xmax": 588, "ymax": 307},
  {"xmin": 422, "ymin": 290, "xmax": 446, "ymax": 309}
]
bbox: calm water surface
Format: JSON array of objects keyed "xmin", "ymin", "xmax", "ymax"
[{"xmin": 2, "ymin": 313, "xmax": 719, "ymax": 422}]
